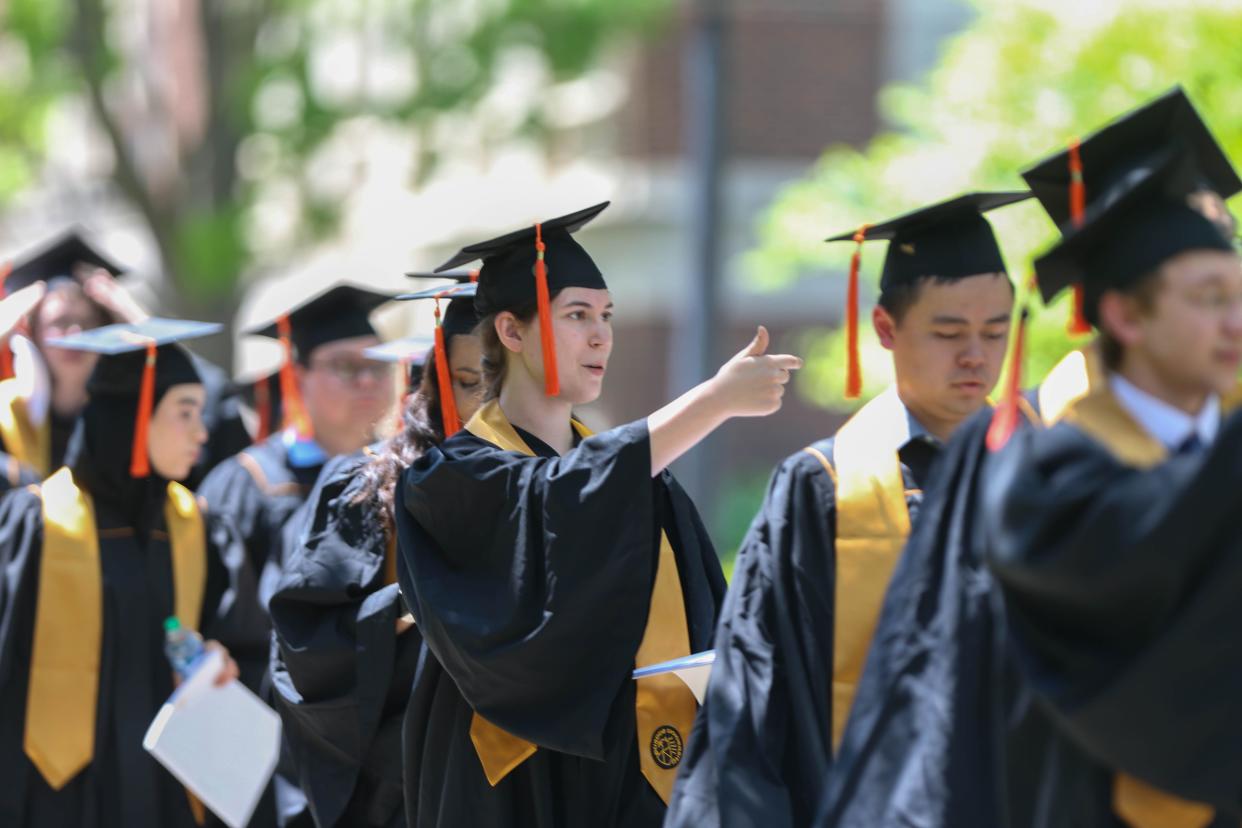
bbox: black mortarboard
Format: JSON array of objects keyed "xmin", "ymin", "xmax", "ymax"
[
  {"xmin": 826, "ymin": 191, "xmax": 1031, "ymax": 398},
  {"xmin": 49, "ymin": 318, "xmax": 221, "ymax": 476},
  {"xmin": 392, "ymin": 281, "xmax": 481, "ymax": 435},
  {"xmin": 246, "ymin": 283, "xmax": 394, "ymax": 439},
  {"xmin": 434, "ymin": 202, "xmax": 608, "ymax": 397},
  {"xmin": 1022, "ymin": 86, "xmax": 1242, "ymax": 230},
  {"xmin": 1034, "ymin": 153, "xmax": 1234, "ymax": 326},
  {"xmin": 826, "ymin": 191, "xmax": 1031, "ymax": 291},
  {"xmin": 3, "ymin": 227, "xmax": 126, "ymax": 294},
  {"xmin": 245, "ymin": 283, "xmax": 394, "ymax": 361}
]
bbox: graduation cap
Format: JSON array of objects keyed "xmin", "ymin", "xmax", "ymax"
[
  {"xmin": 1021, "ymin": 87, "xmax": 1241, "ymax": 333},
  {"xmin": 392, "ymin": 281, "xmax": 480, "ymax": 436},
  {"xmin": 3, "ymin": 227, "xmax": 126, "ymax": 295},
  {"xmin": 826, "ymin": 191, "xmax": 1031, "ymax": 398},
  {"xmin": 1033, "ymin": 151, "xmax": 1235, "ymax": 325},
  {"xmin": 434, "ymin": 202, "xmax": 609, "ymax": 396},
  {"xmin": 245, "ymin": 283, "xmax": 396, "ymax": 440},
  {"xmin": 48, "ymin": 318, "xmax": 222, "ymax": 477}
]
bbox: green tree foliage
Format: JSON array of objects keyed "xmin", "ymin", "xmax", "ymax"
[
  {"xmin": 749, "ymin": 0, "xmax": 1242, "ymax": 410},
  {"xmin": 0, "ymin": 0, "xmax": 670, "ymax": 308}
]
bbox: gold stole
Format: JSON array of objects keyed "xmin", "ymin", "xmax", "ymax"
[
  {"xmin": 0, "ymin": 378, "xmax": 50, "ymax": 478},
  {"xmin": 461, "ymin": 400, "xmax": 696, "ymax": 804},
  {"xmin": 1051, "ymin": 362, "xmax": 1234, "ymax": 828},
  {"xmin": 26, "ymin": 468, "xmax": 207, "ymax": 791},
  {"xmin": 804, "ymin": 388, "xmax": 914, "ymax": 752}
]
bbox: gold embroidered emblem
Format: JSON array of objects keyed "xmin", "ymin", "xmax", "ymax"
[{"xmin": 650, "ymin": 725, "xmax": 684, "ymax": 769}]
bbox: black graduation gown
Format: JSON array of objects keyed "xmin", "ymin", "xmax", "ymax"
[
  {"xmin": 816, "ymin": 408, "xmax": 1242, "ymax": 828},
  {"xmin": 395, "ymin": 419, "xmax": 726, "ymax": 828},
  {"xmin": 269, "ymin": 450, "xmax": 421, "ymax": 827},
  {"xmin": 196, "ymin": 433, "xmax": 324, "ymax": 687},
  {"xmin": 1, "ymin": 451, "xmax": 39, "ymax": 493},
  {"xmin": 666, "ymin": 434, "xmax": 939, "ymax": 828},
  {"xmin": 186, "ymin": 356, "xmax": 253, "ymax": 491},
  {"xmin": 984, "ymin": 409, "xmax": 1242, "ymax": 822},
  {"xmin": 0, "ymin": 468, "xmax": 253, "ymax": 827}
]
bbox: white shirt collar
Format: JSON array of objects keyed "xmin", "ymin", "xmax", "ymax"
[{"xmin": 1108, "ymin": 372, "xmax": 1220, "ymax": 451}]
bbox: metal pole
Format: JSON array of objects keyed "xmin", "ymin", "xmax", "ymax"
[{"xmin": 671, "ymin": 0, "xmax": 727, "ymax": 512}]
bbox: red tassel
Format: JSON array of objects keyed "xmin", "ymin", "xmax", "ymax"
[
  {"xmin": 1066, "ymin": 138, "xmax": 1092, "ymax": 335},
  {"xmin": 533, "ymin": 223, "xmax": 559, "ymax": 397},
  {"xmin": 468, "ymin": 269, "xmax": 480, "ymax": 283},
  {"xmin": 845, "ymin": 224, "xmax": 869, "ymax": 400},
  {"xmin": 434, "ymin": 299, "xmax": 461, "ymax": 437},
  {"xmin": 987, "ymin": 306, "xmax": 1030, "ymax": 452},
  {"xmin": 130, "ymin": 342, "xmax": 158, "ymax": 477},
  {"xmin": 276, "ymin": 315, "xmax": 313, "ymax": 439},
  {"xmin": 253, "ymin": 376, "xmax": 271, "ymax": 443},
  {"xmin": 0, "ymin": 262, "xmax": 13, "ymax": 381}
]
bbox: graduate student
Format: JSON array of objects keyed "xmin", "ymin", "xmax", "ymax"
[
  {"xmin": 395, "ymin": 201, "xmax": 800, "ymax": 827},
  {"xmin": 0, "ymin": 229, "xmax": 251, "ymax": 488},
  {"xmin": 666, "ymin": 192, "xmax": 1027, "ymax": 828},
  {"xmin": 986, "ymin": 152, "xmax": 1242, "ymax": 825},
  {"xmin": 0, "ymin": 319, "xmax": 250, "ymax": 827},
  {"xmin": 818, "ymin": 156, "xmax": 1242, "ymax": 828},
  {"xmin": 269, "ymin": 280, "xmax": 482, "ymax": 828},
  {"xmin": 197, "ymin": 283, "xmax": 397, "ymax": 622},
  {"xmin": 198, "ymin": 282, "xmax": 398, "ymax": 825},
  {"xmin": 1023, "ymin": 86, "xmax": 1241, "ymax": 417}
]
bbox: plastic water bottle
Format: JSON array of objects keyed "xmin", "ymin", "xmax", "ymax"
[{"xmin": 163, "ymin": 616, "xmax": 205, "ymax": 680}]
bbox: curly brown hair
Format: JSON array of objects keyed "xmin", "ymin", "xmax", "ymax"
[{"xmin": 350, "ymin": 344, "xmax": 454, "ymax": 531}]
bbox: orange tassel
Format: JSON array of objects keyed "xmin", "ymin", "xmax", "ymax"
[
  {"xmin": 130, "ymin": 342, "xmax": 158, "ymax": 477},
  {"xmin": 533, "ymin": 223, "xmax": 559, "ymax": 397},
  {"xmin": 1067, "ymin": 138, "xmax": 1092, "ymax": 335},
  {"xmin": 0, "ymin": 261, "xmax": 13, "ymax": 381},
  {"xmin": 468, "ymin": 269, "xmax": 480, "ymax": 283},
  {"xmin": 253, "ymin": 376, "xmax": 271, "ymax": 443},
  {"xmin": 987, "ymin": 304, "xmax": 1030, "ymax": 453},
  {"xmin": 845, "ymin": 224, "xmax": 869, "ymax": 400},
  {"xmin": 434, "ymin": 299, "xmax": 461, "ymax": 437},
  {"xmin": 276, "ymin": 315, "xmax": 313, "ymax": 439}
]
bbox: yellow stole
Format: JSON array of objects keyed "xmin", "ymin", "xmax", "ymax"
[
  {"xmin": 0, "ymin": 378, "xmax": 50, "ymax": 478},
  {"xmin": 1050, "ymin": 359, "xmax": 1236, "ymax": 828},
  {"xmin": 25, "ymin": 468, "xmax": 207, "ymax": 791},
  {"xmin": 461, "ymin": 400, "xmax": 696, "ymax": 804},
  {"xmin": 803, "ymin": 388, "xmax": 914, "ymax": 752}
]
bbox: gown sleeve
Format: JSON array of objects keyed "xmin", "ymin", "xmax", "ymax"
[
  {"xmin": 667, "ymin": 448, "xmax": 838, "ymax": 828},
  {"xmin": 395, "ymin": 420, "xmax": 659, "ymax": 760},
  {"xmin": 984, "ymin": 410, "xmax": 1242, "ymax": 812},
  {"xmin": 270, "ymin": 455, "xmax": 418, "ymax": 827}
]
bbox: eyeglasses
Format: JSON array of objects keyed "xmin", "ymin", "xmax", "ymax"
[{"xmin": 308, "ymin": 357, "xmax": 394, "ymax": 384}]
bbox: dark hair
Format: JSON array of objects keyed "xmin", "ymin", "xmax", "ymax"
[
  {"xmin": 349, "ymin": 344, "xmax": 454, "ymax": 531},
  {"xmin": 877, "ymin": 272, "xmax": 1013, "ymax": 324},
  {"xmin": 479, "ymin": 297, "xmax": 540, "ymax": 401},
  {"xmin": 1096, "ymin": 267, "xmax": 1165, "ymax": 370}
]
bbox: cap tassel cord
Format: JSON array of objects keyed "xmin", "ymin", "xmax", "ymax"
[
  {"xmin": 433, "ymin": 297, "xmax": 461, "ymax": 437},
  {"xmin": 253, "ymin": 376, "xmax": 271, "ymax": 443},
  {"xmin": 845, "ymin": 224, "xmax": 869, "ymax": 400},
  {"xmin": 130, "ymin": 341, "xmax": 158, "ymax": 477},
  {"xmin": 1068, "ymin": 138, "xmax": 1092, "ymax": 335},
  {"xmin": 276, "ymin": 315, "xmax": 313, "ymax": 440},
  {"xmin": 0, "ymin": 262, "xmax": 13, "ymax": 381},
  {"xmin": 533, "ymin": 223, "xmax": 560, "ymax": 397},
  {"xmin": 987, "ymin": 272, "xmax": 1038, "ymax": 451}
]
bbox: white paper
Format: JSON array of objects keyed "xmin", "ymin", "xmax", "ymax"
[
  {"xmin": 143, "ymin": 650, "xmax": 282, "ymax": 828},
  {"xmin": 633, "ymin": 650, "xmax": 716, "ymax": 704}
]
